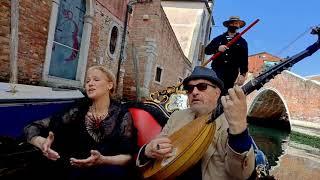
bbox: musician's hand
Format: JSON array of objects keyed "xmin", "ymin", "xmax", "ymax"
[
  {"xmin": 145, "ymin": 137, "xmax": 173, "ymax": 159},
  {"xmin": 221, "ymin": 85, "xmax": 247, "ymax": 134},
  {"xmin": 218, "ymin": 45, "xmax": 228, "ymax": 52},
  {"xmin": 236, "ymin": 74, "xmax": 246, "ymax": 86}
]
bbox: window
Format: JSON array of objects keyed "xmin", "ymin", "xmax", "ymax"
[
  {"xmin": 259, "ymin": 55, "xmax": 266, "ymax": 59},
  {"xmin": 263, "ymin": 61, "xmax": 279, "ymax": 70},
  {"xmin": 109, "ymin": 26, "xmax": 119, "ymax": 55},
  {"xmin": 43, "ymin": 0, "xmax": 93, "ymax": 87},
  {"xmin": 48, "ymin": 0, "xmax": 86, "ymax": 80},
  {"xmin": 155, "ymin": 67, "xmax": 163, "ymax": 83}
]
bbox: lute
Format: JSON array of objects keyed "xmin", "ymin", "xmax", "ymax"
[{"xmin": 142, "ymin": 26, "xmax": 320, "ymax": 180}]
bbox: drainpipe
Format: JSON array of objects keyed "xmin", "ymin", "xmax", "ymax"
[
  {"xmin": 116, "ymin": 0, "xmax": 138, "ymax": 92},
  {"xmin": 201, "ymin": 0, "xmax": 212, "ymax": 15},
  {"xmin": 203, "ymin": 0, "xmax": 214, "ymax": 43},
  {"xmin": 10, "ymin": 0, "xmax": 19, "ymax": 84}
]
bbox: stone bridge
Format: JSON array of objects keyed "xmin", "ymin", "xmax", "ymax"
[{"xmin": 247, "ymin": 70, "xmax": 320, "ymax": 131}]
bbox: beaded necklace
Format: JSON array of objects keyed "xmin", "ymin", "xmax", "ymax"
[{"xmin": 85, "ymin": 104, "xmax": 110, "ymax": 142}]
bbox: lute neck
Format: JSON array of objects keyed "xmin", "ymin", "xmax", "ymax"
[{"xmin": 242, "ymin": 32, "xmax": 320, "ymax": 96}]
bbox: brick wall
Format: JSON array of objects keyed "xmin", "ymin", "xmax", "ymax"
[
  {"xmin": 0, "ymin": 1, "xmax": 11, "ymax": 82},
  {"xmin": 152, "ymin": 7, "xmax": 191, "ymax": 89},
  {"xmin": 87, "ymin": 1, "xmax": 126, "ymax": 75},
  {"xmin": 0, "ymin": 0, "xmax": 51, "ymax": 84},
  {"xmin": 18, "ymin": 0, "xmax": 51, "ymax": 85},
  {"xmin": 1, "ymin": 0, "xmax": 192, "ymax": 100},
  {"xmin": 123, "ymin": 0, "xmax": 191, "ymax": 100},
  {"xmin": 247, "ymin": 71, "xmax": 320, "ymax": 123},
  {"xmin": 0, "ymin": 0, "xmax": 127, "ymax": 87},
  {"xmin": 95, "ymin": 0, "xmax": 127, "ymax": 22},
  {"xmin": 248, "ymin": 52, "xmax": 281, "ymax": 76}
]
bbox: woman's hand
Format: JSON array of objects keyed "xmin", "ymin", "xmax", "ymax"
[
  {"xmin": 70, "ymin": 150, "xmax": 132, "ymax": 167},
  {"xmin": 30, "ymin": 131, "xmax": 60, "ymax": 160},
  {"xmin": 70, "ymin": 150, "xmax": 102, "ymax": 168}
]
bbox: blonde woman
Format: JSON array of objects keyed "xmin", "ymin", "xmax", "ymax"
[{"xmin": 24, "ymin": 65, "xmax": 140, "ymax": 180}]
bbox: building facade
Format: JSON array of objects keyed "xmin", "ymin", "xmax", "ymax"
[
  {"xmin": 162, "ymin": 0, "xmax": 213, "ymax": 67},
  {"xmin": 123, "ymin": 0, "xmax": 213, "ymax": 100},
  {"xmin": 248, "ymin": 52, "xmax": 282, "ymax": 78},
  {"xmin": 0, "ymin": 0, "xmax": 130, "ymax": 89},
  {"xmin": 0, "ymin": 0, "xmax": 214, "ymax": 100}
]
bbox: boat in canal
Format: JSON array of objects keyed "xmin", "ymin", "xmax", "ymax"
[{"xmin": 0, "ymin": 82, "xmax": 84, "ymax": 138}]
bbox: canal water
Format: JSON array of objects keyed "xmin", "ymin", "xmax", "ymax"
[{"xmin": 249, "ymin": 124, "xmax": 290, "ymax": 167}]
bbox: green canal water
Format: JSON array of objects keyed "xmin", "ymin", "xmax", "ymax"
[{"xmin": 249, "ymin": 124, "xmax": 290, "ymax": 167}]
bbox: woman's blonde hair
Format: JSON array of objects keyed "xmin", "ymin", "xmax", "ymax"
[{"xmin": 87, "ymin": 65, "xmax": 116, "ymax": 96}]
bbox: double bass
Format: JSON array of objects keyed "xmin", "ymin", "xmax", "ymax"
[{"xmin": 142, "ymin": 26, "xmax": 320, "ymax": 179}]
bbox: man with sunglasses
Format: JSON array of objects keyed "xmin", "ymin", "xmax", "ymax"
[{"xmin": 136, "ymin": 66, "xmax": 255, "ymax": 180}]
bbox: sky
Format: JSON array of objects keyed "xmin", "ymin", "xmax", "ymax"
[{"xmin": 210, "ymin": 0, "xmax": 320, "ymax": 77}]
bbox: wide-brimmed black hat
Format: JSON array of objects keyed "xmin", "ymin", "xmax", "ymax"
[
  {"xmin": 183, "ymin": 66, "xmax": 224, "ymax": 90},
  {"xmin": 223, "ymin": 16, "xmax": 246, "ymax": 28}
]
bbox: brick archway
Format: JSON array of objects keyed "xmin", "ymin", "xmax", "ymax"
[{"xmin": 248, "ymin": 88, "xmax": 291, "ymax": 131}]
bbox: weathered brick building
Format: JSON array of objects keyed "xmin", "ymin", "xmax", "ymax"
[
  {"xmin": 248, "ymin": 52, "xmax": 281, "ymax": 77},
  {"xmin": 0, "ymin": 0, "xmax": 213, "ymax": 100},
  {"xmin": 0, "ymin": 0, "xmax": 128, "ymax": 88},
  {"xmin": 123, "ymin": 0, "xmax": 213, "ymax": 100}
]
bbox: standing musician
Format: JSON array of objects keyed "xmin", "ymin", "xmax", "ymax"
[
  {"xmin": 205, "ymin": 16, "xmax": 249, "ymax": 94},
  {"xmin": 136, "ymin": 66, "xmax": 255, "ymax": 179}
]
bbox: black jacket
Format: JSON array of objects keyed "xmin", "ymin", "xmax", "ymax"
[{"xmin": 205, "ymin": 32, "xmax": 248, "ymax": 75}]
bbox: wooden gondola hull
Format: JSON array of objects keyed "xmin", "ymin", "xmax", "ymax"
[{"xmin": 0, "ymin": 82, "xmax": 84, "ymax": 138}]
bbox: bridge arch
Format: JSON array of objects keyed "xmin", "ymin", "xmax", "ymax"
[{"xmin": 248, "ymin": 88, "xmax": 291, "ymax": 132}]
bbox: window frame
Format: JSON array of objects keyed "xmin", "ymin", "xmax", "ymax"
[
  {"xmin": 42, "ymin": 0, "xmax": 94, "ymax": 88},
  {"xmin": 106, "ymin": 23, "xmax": 121, "ymax": 60},
  {"xmin": 154, "ymin": 65, "xmax": 164, "ymax": 84}
]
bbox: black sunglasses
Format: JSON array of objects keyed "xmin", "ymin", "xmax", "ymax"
[{"xmin": 183, "ymin": 83, "xmax": 217, "ymax": 93}]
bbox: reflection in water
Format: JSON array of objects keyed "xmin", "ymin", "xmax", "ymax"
[{"xmin": 249, "ymin": 124, "xmax": 290, "ymax": 167}]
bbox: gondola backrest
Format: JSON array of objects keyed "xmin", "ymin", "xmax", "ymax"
[{"xmin": 129, "ymin": 107, "xmax": 162, "ymax": 147}]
